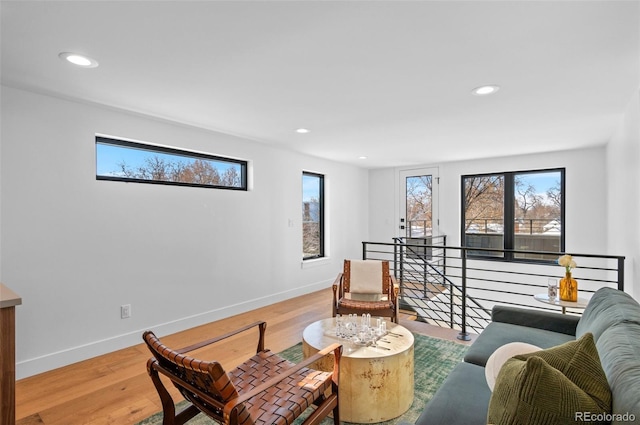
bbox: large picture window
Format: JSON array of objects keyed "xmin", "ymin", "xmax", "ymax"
[
  {"xmin": 302, "ymin": 172, "xmax": 324, "ymax": 259},
  {"xmin": 462, "ymin": 168, "xmax": 565, "ymax": 261},
  {"xmin": 96, "ymin": 136, "xmax": 247, "ymax": 190}
]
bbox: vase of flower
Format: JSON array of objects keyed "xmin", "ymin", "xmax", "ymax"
[
  {"xmin": 557, "ymin": 254, "xmax": 578, "ymax": 302},
  {"xmin": 559, "ymin": 271, "xmax": 578, "ymax": 302}
]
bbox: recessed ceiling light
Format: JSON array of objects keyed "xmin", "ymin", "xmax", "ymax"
[
  {"xmin": 58, "ymin": 52, "xmax": 99, "ymax": 68},
  {"xmin": 359, "ymin": 156, "xmax": 368, "ymax": 160},
  {"xmin": 472, "ymin": 85, "xmax": 500, "ymax": 96},
  {"xmin": 295, "ymin": 128, "xmax": 310, "ymax": 134}
]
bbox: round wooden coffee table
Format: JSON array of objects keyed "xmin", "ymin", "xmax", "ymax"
[{"xmin": 302, "ymin": 318, "xmax": 414, "ymax": 423}]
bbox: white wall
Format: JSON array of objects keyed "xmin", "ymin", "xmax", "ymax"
[
  {"xmin": 3, "ymin": 82, "xmax": 637, "ymax": 380},
  {"xmin": 370, "ymin": 148, "xmax": 608, "ymax": 254},
  {"xmin": 0, "ymin": 85, "xmax": 368, "ymax": 379},
  {"xmin": 368, "ymin": 167, "xmax": 396, "ymax": 242},
  {"xmin": 607, "ymin": 89, "xmax": 640, "ymax": 299},
  {"xmin": 0, "ymin": 83, "xmax": 2, "ymax": 277},
  {"xmin": 368, "ymin": 147, "xmax": 613, "ymax": 299}
]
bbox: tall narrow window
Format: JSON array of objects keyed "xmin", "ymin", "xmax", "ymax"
[
  {"xmin": 406, "ymin": 175, "xmax": 432, "ymax": 238},
  {"xmin": 463, "ymin": 174, "xmax": 505, "ymax": 258},
  {"xmin": 513, "ymin": 171, "xmax": 563, "ymax": 259},
  {"xmin": 462, "ymin": 169, "xmax": 564, "ymax": 261},
  {"xmin": 302, "ymin": 172, "xmax": 324, "ymax": 259}
]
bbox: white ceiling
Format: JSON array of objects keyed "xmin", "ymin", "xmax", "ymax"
[{"xmin": 2, "ymin": 1, "xmax": 638, "ymax": 168}]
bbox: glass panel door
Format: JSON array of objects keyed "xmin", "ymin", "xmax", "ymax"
[{"xmin": 399, "ymin": 168, "xmax": 439, "ymax": 239}]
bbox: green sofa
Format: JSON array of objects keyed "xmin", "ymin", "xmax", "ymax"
[{"xmin": 414, "ymin": 287, "xmax": 640, "ymax": 425}]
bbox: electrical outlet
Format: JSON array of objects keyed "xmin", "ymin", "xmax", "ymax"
[{"xmin": 121, "ymin": 304, "xmax": 131, "ymax": 319}]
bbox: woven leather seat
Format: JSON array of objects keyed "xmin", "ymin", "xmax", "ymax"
[
  {"xmin": 332, "ymin": 259, "xmax": 399, "ymax": 322},
  {"xmin": 337, "ymin": 297, "xmax": 395, "ymax": 313},
  {"xmin": 143, "ymin": 321, "xmax": 342, "ymax": 425}
]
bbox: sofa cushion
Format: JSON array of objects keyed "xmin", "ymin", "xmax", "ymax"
[
  {"xmin": 415, "ymin": 362, "xmax": 491, "ymax": 425},
  {"xmin": 492, "ymin": 305, "xmax": 580, "ymax": 335},
  {"xmin": 595, "ymin": 322, "xmax": 640, "ymax": 423},
  {"xmin": 485, "ymin": 342, "xmax": 541, "ymax": 391},
  {"xmin": 576, "ymin": 287, "xmax": 640, "ymax": 340},
  {"xmin": 487, "ymin": 334, "xmax": 611, "ymax": 425},
  {"xmin": 464, "ymin": 322, "xmax": 574, "ymax": 367},
  {"xmin": 488, "ymin": 357, "xmax": 609, "ymax": 425},
  {"xmin": 515, "ymin": 333, "xmax": 611, "ymax": 412}
]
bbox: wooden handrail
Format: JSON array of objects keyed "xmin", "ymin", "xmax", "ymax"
[{"xmin": 1, "ymin": 283, "xmax": 22, "ymax": 425}]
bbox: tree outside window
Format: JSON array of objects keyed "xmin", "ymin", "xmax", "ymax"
[
  {"xmin": 406, "ymin": 175, "xmax": 432, "ymax": 238},
  {"xmin": 96, "ymin": 137, "xmax": 246, "ymax": 190},
  {"xmin": 462, "ymin": 169, "xmax": 564, "ymax": 261},
  {"xmin": 303, "ymin": 172, "xmax": 324, "ymax": 259}
]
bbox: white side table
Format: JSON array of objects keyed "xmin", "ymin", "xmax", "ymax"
[{"xmin": 534, "ymin": 293, "xmax": 589, "ymax": 314}]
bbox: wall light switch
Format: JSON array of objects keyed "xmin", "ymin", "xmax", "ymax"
[{"xmin": 121, "ymin": 304, "xmax": 131, "ymax": 319}]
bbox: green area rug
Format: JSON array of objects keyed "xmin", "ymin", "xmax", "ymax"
[{"xmin": 137, "ymin": 333, "xmax": 467, "ymax": 425}]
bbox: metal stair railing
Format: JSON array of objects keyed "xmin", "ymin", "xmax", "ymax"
[
  {"xmin": 393, "ymin": 237, "xmax": 490, "ymax": 340},
  {"xmin": 362, "ymin": 239, "xmax": 625, "ymax": 339}
]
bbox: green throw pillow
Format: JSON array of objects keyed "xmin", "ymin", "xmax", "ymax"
[{"xmin": 487, "ymin": 333, "xmax": 612, "ymax": 425}]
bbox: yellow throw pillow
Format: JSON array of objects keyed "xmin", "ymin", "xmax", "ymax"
[{"xmin": 487, "ymin": 333, "xmax": 611, "ymax": 425}]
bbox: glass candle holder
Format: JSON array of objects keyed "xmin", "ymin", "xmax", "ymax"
[{"xmin": 547, "ymin": 278, "xmax": 558, "ymax": 301}]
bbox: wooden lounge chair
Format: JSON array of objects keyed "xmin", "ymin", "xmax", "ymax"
[
  {"xmin": 332, "ymin": 259, "xmax": 399, "ymax": 322},
  {"xmin": 143, "ymin": 321, "xmax": 342, "ymax": 425}
]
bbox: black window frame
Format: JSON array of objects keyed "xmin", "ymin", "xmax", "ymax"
[
  {"xmin": 302, "ymin": 171, "xmax": 325, "ymax": 260},
  {"xmin": 96, "ymin": 136, "xmax": 248, "ymax": 191},
  {"xmin": 461, "ymin": 168, "xmax": 566, "ymax": 262}
]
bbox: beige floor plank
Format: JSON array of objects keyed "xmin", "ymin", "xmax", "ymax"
[{"xmin": 16, "ymin": 288, "xmax": 475, "ymax": 425}]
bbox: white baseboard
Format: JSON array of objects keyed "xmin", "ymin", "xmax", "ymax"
[{"xmin": 16, "ymin": 280, "xmax": 331, "ymax": 379}]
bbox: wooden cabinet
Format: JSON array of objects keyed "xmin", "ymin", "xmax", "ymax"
[{"xmin": 1, "ymin": 284, "xmax": 21, "ymax": 425}]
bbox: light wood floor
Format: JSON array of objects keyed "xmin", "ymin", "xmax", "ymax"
[{"xmin": 15, "ymin": 288, "xmax": 476, "ymax": 425}]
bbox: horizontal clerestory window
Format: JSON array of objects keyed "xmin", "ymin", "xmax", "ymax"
[{"xmin": 96, "ymin": 136, "xmax": 247, "ymax": 190}]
